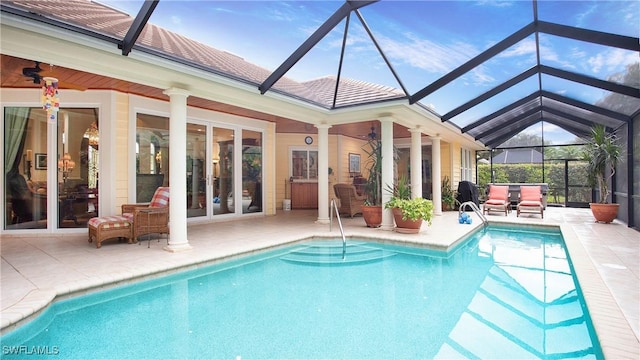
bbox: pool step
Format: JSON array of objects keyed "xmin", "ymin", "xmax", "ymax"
[{"xmin": 281, "ymin": 242, "xmax": 395, "ymax": 266}]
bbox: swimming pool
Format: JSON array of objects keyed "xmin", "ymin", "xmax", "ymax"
[{"xmin": 1, "ymin": 225, "xmax": 602, "ymax": 359}]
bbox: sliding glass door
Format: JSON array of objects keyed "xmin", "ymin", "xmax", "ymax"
[
  {"xmin": 4, "ymin": 107, "xmax": 100, "ymax": 230},
  {"xmin": 187, "ymin": 122, "xmax": 263, "ymax": 220}
]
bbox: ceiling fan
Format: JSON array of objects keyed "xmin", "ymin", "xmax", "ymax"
[{"xmin": 21, "ymin": 61, "xmax": 86, "ymax": 91}]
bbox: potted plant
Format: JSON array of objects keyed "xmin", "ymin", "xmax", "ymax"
[
  {"xmin": 385, "ymin": 176, "xmax": 434, "ymax": 233},
  {"xmin": 361, "ymin": 132, "xmax": 383, "ymax": 227},
  {"xmin": 582, "ymin": 124, "xmax": 622, "ymax": 223},
  {"xmin": 441, "ymin": 175, "xmax": 458, "ymax": 211}
]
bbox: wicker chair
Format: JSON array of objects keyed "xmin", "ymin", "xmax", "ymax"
[
  {"xmin": 122, "ymin": 187, "xmax": 170, "ymax": 247},
  {"xmin": 333, "ymin": 183, "xmax": 366, "ymax": 218}
]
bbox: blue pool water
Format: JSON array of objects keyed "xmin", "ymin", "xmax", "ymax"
[{"xmin": 1, "ymin": 225, "xmax": 601, "ymax": 359}]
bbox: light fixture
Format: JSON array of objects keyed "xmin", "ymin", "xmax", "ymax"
[
  {"xmin": 85, "ymin": 121, "xmax": 99, "ymax": 146},
  {"xmin": 368, "ymin": 126, "xmax": 377, "ymax": 140},
  {"xmin": 58, "ymin": 153, "xmax": 75, "ymax": 186},
  {"xmin": 41, "ymin": 77, "xmax": 59, "ymax": 123}
]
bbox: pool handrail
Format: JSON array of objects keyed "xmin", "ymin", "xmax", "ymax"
[
  {"xmin": 459, "ymin": 201, "xmax": 488, "ymax": 227},
  {"xmin": 330, "ymin": 199, "xmax": 347, "ymax": 259}
]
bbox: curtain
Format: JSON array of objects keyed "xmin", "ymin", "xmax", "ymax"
[{"xmin": 4, "ymin": 107, "xmax": 30, "ymax": 176}]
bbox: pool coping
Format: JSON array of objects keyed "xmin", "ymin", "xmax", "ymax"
[{"xmin": 1, "ymin": 220, "xmax": 638, "ymax": 359}]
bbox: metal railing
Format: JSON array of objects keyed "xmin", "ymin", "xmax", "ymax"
[
  {"xmin": 330, "ymin": 199, "xmax": 346, "ymax": 259},
  {"xmin": 459, "ymin": 201, "xmax": 488, "ymax": 227}
]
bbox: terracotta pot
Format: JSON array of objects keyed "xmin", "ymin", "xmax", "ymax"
[
  {"xmin": 391, "ymin": 208, "xmax": 422, "ymax": 234},
  {"xmin": 442, "ymin": 203, "xmax": 454, "ymax": 212},
  {"xmin": 589, "ymin": 203, "xmax": 619, "ymax": 223},
  {"xmin": 362, "ymin": 205, "xmax": 382, "ymax": 228}
]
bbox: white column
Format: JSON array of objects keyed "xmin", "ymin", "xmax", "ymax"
[
  {"xmin": 380, "ymin": 117, "xmax": 395, "ymax": 230},
  {"xmin": 163, "ymin": 87, "xmax": 193, "ymax": 252},
  {"xmin": 409, "ymin": 127, "xmax": 423, "ymax": 199},
  {"xmin": 431, "ymin": 136, "xmax": 442, "ymax": 216},
  {"xmin": 316, "ymin": 124, "xmax": 331, "ymax": 224}
]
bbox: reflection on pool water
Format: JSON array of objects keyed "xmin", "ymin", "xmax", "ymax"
[{"xmin": 1, "ymin": 225, "xmax": 602, "ymax": 359}]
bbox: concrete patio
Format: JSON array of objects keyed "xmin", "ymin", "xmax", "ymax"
[{"xmin": 1, "ymin": 207, "xmax": 638, "ymax": 358}]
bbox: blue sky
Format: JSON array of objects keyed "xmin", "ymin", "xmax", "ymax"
[{"xmin": 100, "ymin": 1, "xmax": 639, "ymax": 145}]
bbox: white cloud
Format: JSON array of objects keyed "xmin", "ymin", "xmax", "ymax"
[
  {"xmin": 378, "ymin": 32, "xmax": 478, "ymax": 76},
  {"xmin": 498, "ymin": 38, "xmax": 537, "ymax": 58},
  {"xmin": 474, "ymin": 0, "xmax": 514, "ymax": 8},
  {"xmin": 170, "ymin": 16, "xmax": 182, "ymax": 26},
  {"xmin": 588, "ymin": 48, "xmax": 638, "ymax": 74}
]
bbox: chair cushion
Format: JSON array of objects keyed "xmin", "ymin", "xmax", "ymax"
[
  {"xmin": 520, "ymin": 186, "xmax": 541, "ymax": 202},
  {"xmin": 485, "ymin": 199, "xmax": 507, "ymax": 205},
  {"xmin": 88, "ymin": 215, "xmax": 130, "ymax": 229},
  {"xmin": 149, "ymin": 187, "xmax": 170, "ymax": 207},
  {"xmin": 488, "ymin": 185, "xmax": 508, "ymax": 201},
  {"xmin": 122, "ymin": 213, "xmax": 134, "ymax": 222},
  {"xmin": 519, "ymin": 200, "xmax": 542, "ymax": 207}
]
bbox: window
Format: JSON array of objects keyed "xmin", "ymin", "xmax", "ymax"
[
  {"xmin": 290, "ymin": 148, "xmax": 318, "ymax": 180},
  {"xmin": 461, "ymin": 148, "xmax": 472, "ymax": 181},
  {"xmin": 136, "ymin": 113, "xmax": 169, "ymax": 202}
]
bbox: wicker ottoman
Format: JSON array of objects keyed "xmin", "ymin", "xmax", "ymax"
[{"xmin": 88, "ymin": 216, "xmax": 133, "ymax": 248}]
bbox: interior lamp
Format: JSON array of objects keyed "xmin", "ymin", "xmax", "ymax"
[{"xmin": 58, "ymin": 153, "xmax": 75, "ymax": 185}]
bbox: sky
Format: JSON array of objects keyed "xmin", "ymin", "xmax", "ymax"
[{"xmin": 100, "ymin": 0, "xmax": 639, "ymax": 145}]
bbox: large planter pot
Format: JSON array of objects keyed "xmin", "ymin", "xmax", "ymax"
[
  {"xmin": 442, "ymin": 203, "xmax": 454, "ymax": 212},
  {"xmin": 589, "ymin": 203, "xmax": 619, "ymax": 223},
  {"xmin": 362, "ymin": 205, "xmax": 382, "ymax": 228},
  {"xmin": 391, "ymin": 208, "xmax": 422, "ymax": 234}
]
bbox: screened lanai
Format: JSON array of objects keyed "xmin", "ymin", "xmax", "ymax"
[{"xmin": 1, "ymin": 0, "xmax": 638, "ymax": 228}]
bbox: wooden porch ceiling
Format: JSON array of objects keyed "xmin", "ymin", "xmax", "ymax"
[{"xmin": 1, "ymin": 54, "xmax": 414, "ymax": 140}]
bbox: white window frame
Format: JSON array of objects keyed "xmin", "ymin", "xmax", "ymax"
[
  {"xmin": 461, "ymin": 148, "xmax": 472, "ymax": 181},
  {"xmin": 289, "ymin": 146, "xmax": 318, "ymax": 180}
]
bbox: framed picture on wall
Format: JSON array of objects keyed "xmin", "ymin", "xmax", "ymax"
[
  {"xmin": 35, "ymin": 153, "xmax": 47, "ymax": 170},
  {"xmin": 349, "ymin": 153, "xmax": 360, "ymax": 174}
]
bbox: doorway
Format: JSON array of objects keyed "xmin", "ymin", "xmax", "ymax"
[{"xmin": 187, "ymin": 122, "xmax": 263, "ymax": 220}]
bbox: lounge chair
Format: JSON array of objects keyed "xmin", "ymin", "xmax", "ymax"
[
  {"xmin": 333, "ymin": 183, "xmax": 366, "ymax": 218},
  {"xmin": 517, "ymin": 186, "xmax": 544, "ymax": 218},
  {"xmin": 483, "ymin": 185, "xmax": 510, "ymax": 216},
  {"xmin": 122, "ymin": 187, "xmax": 170, "ymax": 246}
]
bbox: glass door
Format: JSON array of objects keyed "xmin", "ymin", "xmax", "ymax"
[
  {"xmin": 187, "ymin": 123, "xmax": 236, "ymax": 219},
  {"xmin": 212, "ymin": 126, "xmax": 235, "ymax": 216},
  {"xmin": 187, "ymin": 123, "xmax": 263, "ymax": 220},
  {"xmin": 187, "ymin": 123, "xmax": 207, "ymax": 218},
  {"xmin": 4, "ymin": 107, "xmax": 100, "ymax": 231}
]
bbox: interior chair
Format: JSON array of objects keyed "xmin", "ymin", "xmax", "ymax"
[
  {"xmin": 333, "ymin": 183, "xmax": 366, "ymax": 218},
  {"xmin": 483, "ymin": 185, "xmax": 510, "ymax": 216},
  {"xmin": 517, "ymin": 185, "xmax": 544, "ymax": 218},
  {"xmin": 122, "ymin": 186, "xmax": 170, "ymax": 246},
  {"xmin": 6, "ymin": 173, "xmax": 46, "ymax": 224}
]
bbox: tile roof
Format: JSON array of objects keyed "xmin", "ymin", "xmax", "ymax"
[{"xmin": 3, "ymin": 0, "xmax": 407, "ymax": 109}]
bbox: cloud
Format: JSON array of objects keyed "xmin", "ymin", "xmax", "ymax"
[
  {"xmin": 474, "ymin": 0, "xmax": 514, "ymax": 8},
  {"xmin": 588, "ymin": 48, "xmax": 638, "ymax": 74},
  {"xmin": 499, "ymin": 38, "xmax": 537, "ymax": 58},
  {"xmin": 212, "ymin": 7, "xmax": 235, "ymax": 14},
  {"xmin": 170, "ymin": 16, "xmax": 182, "ymax": 26},
  {"xmin": 378, "ymin": 32, "xmax": 478, "ymax": 75}
]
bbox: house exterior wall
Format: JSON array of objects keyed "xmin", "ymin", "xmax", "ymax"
[
  {"xmin": 440, "ymin": 141, "xmax": 452, "ymax": 186},
  {"xmin": 114, "ymin": 92, "xmax": 130, "ymax": 215},
  {"xmin": 274, "ymin": 133, "xmax": 367, "ymax": 209}
]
